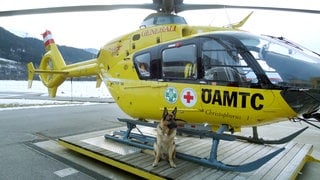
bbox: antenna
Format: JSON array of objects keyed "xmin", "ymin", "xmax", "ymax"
[
  {"xmin": 224, "ymin": 7, "xmax": 232, "ymax": 29},
  {"xmin": 70, "ymin": 78, "xmax": 73, "ymax": 102}
]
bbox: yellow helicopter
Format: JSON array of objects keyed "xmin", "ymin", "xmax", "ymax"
[{"xmin": 2, "ymin": 0, "xmax": 320, "ymax": 172}]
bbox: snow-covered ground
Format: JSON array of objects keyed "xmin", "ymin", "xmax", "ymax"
[
  {"xmin": 0, "ymin": 80, "xmax": 111, "ymax": 97},
  {"xmin": 0, "ymin": 80, "xmax": 112, "ymax": 110}
]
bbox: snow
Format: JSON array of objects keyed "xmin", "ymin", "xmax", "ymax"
[
  {"xmin": 0, "ymin": 80, "xmax": 111, "ymax": 98},
  {"xmin": 0, "ymin": 58, "xmax": 18, "ymax": 64},
  {"xmin": 0, "ymin": 80, "xmax": 112, "ymax": 110},
  {"xmin": 0, "ymin": 99, "xmax": 86, "ymax": 111}
]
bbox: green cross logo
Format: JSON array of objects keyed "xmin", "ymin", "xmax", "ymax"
[{"xmin": 165, "ymin": 87, "xmax": 178, "ymax": 104}]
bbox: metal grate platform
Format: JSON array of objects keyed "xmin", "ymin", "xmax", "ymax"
[{"xmin": 58, "ymin": 126, "xmax": 313, "ymax": 179}]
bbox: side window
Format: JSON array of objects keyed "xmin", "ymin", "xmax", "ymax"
[
  {"xmin": 162, "ymin": 44, "xmax": 197, "ymax": 79},
  {"xmin": 202, "ymin": 39, "xmax": 250, "ymax": 84},
  {"xmin": 134, "ymin": 53, "xmax": 151, "ymax": 78}
]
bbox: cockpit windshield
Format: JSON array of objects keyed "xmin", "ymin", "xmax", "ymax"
[{"xmin": 230, "ymin": 32, "xmax": 320, "ymax": 89}]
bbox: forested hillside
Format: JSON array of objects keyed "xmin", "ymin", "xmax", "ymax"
[{"xmin": 0, "ymin": 27, "xmax": 97, "ymax": 80}]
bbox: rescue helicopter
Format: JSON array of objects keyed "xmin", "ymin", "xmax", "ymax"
[{"xmin": 1, "ymin": 0, "xmax": 320, "ymax": 172}]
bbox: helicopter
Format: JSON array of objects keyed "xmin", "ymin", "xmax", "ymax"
[{"xmin": 2, "ymin": 0, "xmax": 320, "ymax": 172}]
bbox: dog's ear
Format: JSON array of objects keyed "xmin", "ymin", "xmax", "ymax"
[
  {"xmin": 162, "ymin": 107, "xmax": 168, "ymax": 119},
  {"xmin": 172, "ymin": 107, "xmax": 177, "ymax": 118}
]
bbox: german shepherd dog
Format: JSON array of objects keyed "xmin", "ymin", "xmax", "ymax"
[{"xmin": 153, "ymin": 107, "xmax": 178, "ymax": 168}]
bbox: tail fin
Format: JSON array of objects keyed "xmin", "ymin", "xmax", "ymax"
[
  {"xmin": 28, "ymin": 30, "xmax": 99, "ymax": 97},
  {"xmin": 41, "ymin": 30, "xmax": 66, "ymax": 70},
  {"xmin": 28, "ymin": 30, "xmax": 68, "ymax": 97},
  {"xmin": 225, "ymin": 11, "xmax": 254, "ymax": 29},
  {"xmin": 27, "ymin": 62, "xmax": 35, "ymax": 89}
]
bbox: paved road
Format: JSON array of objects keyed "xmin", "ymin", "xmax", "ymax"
[
  {"xmin": 1, "ymin": 91, "xmax": 319, "ymax": 179},
  {"xmin": 0, "ymin": 92, "xmax": 136, "ymax": 179},
  {"xmin": 0, "ymin": 91, "xmax": 113, "ymax": 103}
]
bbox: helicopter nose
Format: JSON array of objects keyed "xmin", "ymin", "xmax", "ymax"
[{"xmin": 281, "ymin": 89, "xmax": 320, "ymax": 115}]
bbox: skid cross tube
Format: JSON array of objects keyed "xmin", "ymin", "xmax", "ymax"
[{"xmin": 105, "ymin": 118, "xmax": 286, "ymax": 172}]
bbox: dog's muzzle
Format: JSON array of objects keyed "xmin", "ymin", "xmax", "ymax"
[{"xmin": 168, "ymin": 120, "xmax": 178, "ymax": 129}]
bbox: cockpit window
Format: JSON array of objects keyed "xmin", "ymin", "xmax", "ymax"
[
  {"xmin": 233, "ymin": 32, "xmax": 320, "ymax": 88},
  {"xmin": 134, "ymin": 53, "xmax": 151, "ymax": 78},
  {"xmin": 162, "ymin": 44, "xmax": 197, "ymax": 79},
  {"xmin": 201, "ymin": 39, "xmax": 250, "ymax": 84}
]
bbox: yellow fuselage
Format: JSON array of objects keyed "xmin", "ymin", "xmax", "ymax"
[
  {"xmin": 93, "ymin": 24, "xmax": 297, "ymax": 130},
  {"xmin": 29, "ymin": 24, "xmax": 297, "ymax": 131}
]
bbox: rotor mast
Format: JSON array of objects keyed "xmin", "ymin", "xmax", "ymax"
[{"xmin": 153, "ymin": 0, "xmax": 183, "ymax": 13}]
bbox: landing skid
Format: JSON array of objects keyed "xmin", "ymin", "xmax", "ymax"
[
  {"xmin": 104, "ymin": 118, "xmax": 305, "ymax": 172},
  {"xmin": 232, "ymin": 126, "xmax": 309, "ymax": 144},
  {"xmin": 176, "ymin": 125, "xmax": 308, "ymax": 145}
]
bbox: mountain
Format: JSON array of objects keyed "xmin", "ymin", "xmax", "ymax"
[
  {"xmin": 0, "ymin": 27, "xmax": 98, "ymax": 80},
  {"xmin": 84, "ymin": 48, "xmax": 99, "ymax": 55}
]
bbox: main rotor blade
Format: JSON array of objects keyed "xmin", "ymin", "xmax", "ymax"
[
  {"xmin": 1, "ymin": 3, "xmax": 320, "ymax": 17},
  {"xmin": 177, "ymin": 4, "xmax": 320, "ymax": 14},
  {"xmin": 0, "ymin": 4, "xmax": 156, "ymax": 17}
]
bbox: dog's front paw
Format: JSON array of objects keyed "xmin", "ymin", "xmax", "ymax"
[
  {"xmin": 152, "ymin": 162, "xmax": 158, "ymax": 167},
  {"xmin": 169, "ymin": 162, "xmax": 176, "ymax": 168}
]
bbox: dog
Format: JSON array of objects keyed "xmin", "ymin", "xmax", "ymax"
[{"xmin": 153, "ymin": 107, "xmax": 178, "ymax": 168}]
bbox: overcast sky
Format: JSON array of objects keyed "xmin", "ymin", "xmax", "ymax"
[{"xmin": 1, "ymin": 0, "xmax": 319, "ymax": 52}]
